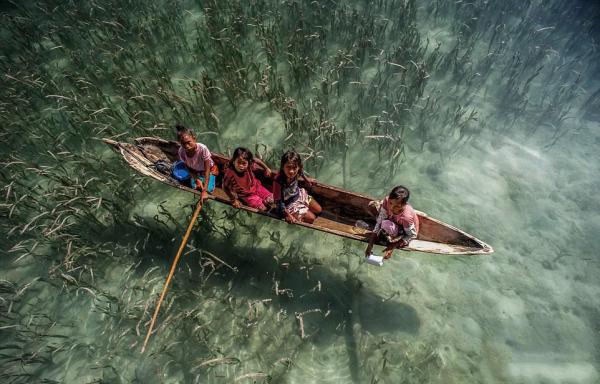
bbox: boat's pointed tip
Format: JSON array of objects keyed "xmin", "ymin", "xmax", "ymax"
[{"xmin": 102, "ymin": 138, "xmax": 119, "ymax": 146}]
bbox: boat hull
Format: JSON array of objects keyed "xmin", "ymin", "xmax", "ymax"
[{"xmin": 103, "ymin": 137, "xmax": 493, "ymax": 255}]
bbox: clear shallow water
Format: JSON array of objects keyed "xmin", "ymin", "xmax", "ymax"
[{"xmin": 1, "ymin": 1, "xmax": 599, "ymax": 383}]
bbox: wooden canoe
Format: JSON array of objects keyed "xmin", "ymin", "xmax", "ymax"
[{"xmin": 103, "ymin": 137, "xmax": 493, "ymax": 255}]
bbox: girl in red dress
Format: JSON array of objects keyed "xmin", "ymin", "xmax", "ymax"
[{"xmin": 223, "ymin": 147, "xmax": 274, "ymax": 211}]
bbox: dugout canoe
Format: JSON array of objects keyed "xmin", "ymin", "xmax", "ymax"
[{"xmin": 103, "ymin": 137, "xmax": 493, "ymax": 255}]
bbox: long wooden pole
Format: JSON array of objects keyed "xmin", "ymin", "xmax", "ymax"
[{"xmin": 141, "ymin": 198, "xmax": 204, "ymax": 353}]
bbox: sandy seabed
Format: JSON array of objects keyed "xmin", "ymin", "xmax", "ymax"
[{"xmin": 1, "ymin": 1, "xmax": 599, "ymax": 383}]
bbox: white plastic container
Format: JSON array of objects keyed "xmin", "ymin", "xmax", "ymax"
[
  {"xmin": 354, "ymin": 220, "xmax": 372, "ymax": 230},
  {"xmin": 366, "ymin": 253, "xmax": 384, "ymax": 266}
]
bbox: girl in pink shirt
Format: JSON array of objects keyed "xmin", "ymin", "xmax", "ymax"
[
  {"xmin": 365, "ymin": 185, "xmax": 419, "ymax": 259},
  {"xmin": 176, "ymin": 124, "xmax": 217, "ymax": 201}
]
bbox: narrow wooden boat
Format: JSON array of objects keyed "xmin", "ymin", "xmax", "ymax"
[{"xmin": 103, "ymin": 137, "xmax": 493, "ymax": 255}]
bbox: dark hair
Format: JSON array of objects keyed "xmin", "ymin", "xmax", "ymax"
[
  {"xmin": 279, "ymin": 150, "xmax": 303, "ymax": 178},
  {"xmin": 230, "ymin": 147, "xmax": 253, "ymax": 169},
  {"xmin": 175, "ymin": 124, "xmax": 195, "ymax": 141},
  {"xmin": 389, "ymin": 185, "xmax": 410, "ymax": 204}
]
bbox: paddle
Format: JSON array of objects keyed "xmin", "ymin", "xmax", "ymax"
[{"xmin": 141, "ymin": 197, "xmax": 204, "ymax": 353}]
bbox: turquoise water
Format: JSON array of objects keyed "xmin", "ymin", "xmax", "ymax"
[{"xmin": 1, "ymin": 1, "xmax": 599, "ymax": 383}]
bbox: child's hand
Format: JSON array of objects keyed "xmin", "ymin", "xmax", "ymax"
[
  {"xmin": 195, "ymin": 178, "xmax": 203, "ymax": 190},
  {"xmin": 383, "ymin": 248, "xmax": 394, "ymax": 259},
  {"xmin": 232, "ymin": 199, "xmax": 242, "ymax": 208},
  {"xmin": 396, "ymin": 239, "xmax": 409, "ymax": 248},
  {"xmin": 285, "ymin": 212, "xmax": 297, "ymax": 224},
  {"xmin": 263, "ymin": 167, "xmax": 272, "ymax": 178},
  {"xmin": 383, "ymin": 240, "xmax": 408, "ymax": 258}
]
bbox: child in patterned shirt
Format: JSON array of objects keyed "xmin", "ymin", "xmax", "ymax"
[{"xmin": 365, "ymin": 185, "xmax": 419, "ymax": 259}]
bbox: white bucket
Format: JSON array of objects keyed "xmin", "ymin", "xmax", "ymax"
[{"xmin": 366, "ymin": 253, "xmax": 384, "ymax": 266}]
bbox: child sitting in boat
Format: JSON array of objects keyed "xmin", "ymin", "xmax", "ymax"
[
  {"xmin": 273, "ymin": 151, "xmax": 322, "ymax": 224},
  {"xmin": 176, "ymin": 124, "xmax": 218, "ymax": 201},
  {"xmin": 223, "ymin": 147, "xmax": 274, "ymax": 211},
  {"xmin": 365, "ymin": 185, "xmax": 419, "ymax": 259}
]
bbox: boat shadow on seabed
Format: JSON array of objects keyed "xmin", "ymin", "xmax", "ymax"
[
  {"xmin": 70, "ymin": 195, "xmax": 421, "ymax": 381},
  {"xmin": 172, "ymin": 233, "xmax": 421, "ymax": 382}
]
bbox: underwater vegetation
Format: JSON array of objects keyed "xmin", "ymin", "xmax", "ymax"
[{"xmin": 1, "ymin": 0, "xmax": 599, "ymax": 382}]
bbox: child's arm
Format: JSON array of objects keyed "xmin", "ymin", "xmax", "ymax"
[
  {"xmin": 365, "ymin": 232, "xmax": 377, "ymax": 256},
  {"xmin": 223, "ymin": 175, "xmax": 242, "ymax": 208},
  {"xmin": 365, "ymin": 204, "xmax": 386, "ymax": 256},
  {"xmin": 253, "ymin": 158, "xmax": 272, "ymax": 177},
  {"xmin": 201, "ymin": 159, "xmax": 211, "ymax": 200},
  {"xmin": 272, "ymin": 179, "xmax": 284, "ymax": 214},
  {"xmin": 272, "ymin": 179, "xmax": 296, "ymax": 223}
]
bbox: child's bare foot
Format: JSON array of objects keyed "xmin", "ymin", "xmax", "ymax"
[{"xmin": 256, "ymin": 204, "xmax": 267, "ymax": 211}]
